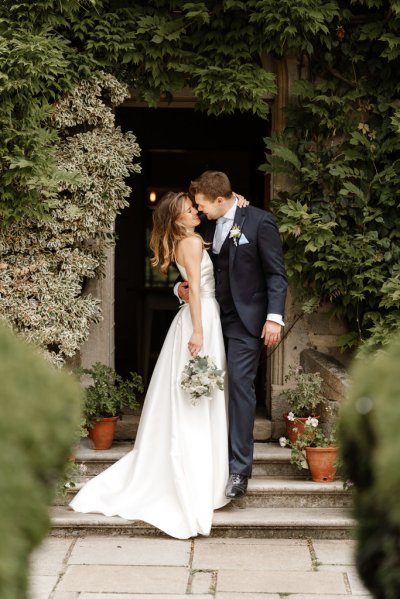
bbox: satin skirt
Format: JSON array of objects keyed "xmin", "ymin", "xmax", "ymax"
[{"xmin": 69, "ymin": 297, "xmax": 230, "ymax": 539}]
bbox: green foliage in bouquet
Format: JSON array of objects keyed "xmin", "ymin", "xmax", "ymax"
[
  {"xmin": 0, "ymin": 324, "xmax": 82, "ymax": 599},
  {"xmin": 339, "ymin": 333, "xmax": 400, "ymax": 598},
  {"xmin": 180, "ymin": 355, "xmax": 225, "ymax": 406},
  {"xmin": 78, "ymin": 362, "xmax": 144, "ymax": 429}
]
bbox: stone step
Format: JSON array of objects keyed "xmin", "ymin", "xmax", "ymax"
[
  {"xmin": 57, "ymin": 476, "xmax": 350, "ymax": 509},
  {"xmin": 114, "ymin": 413, "xmax": 272, "ymax": 442},
  {"xmin": 50, "ymin": 505, "xmax": 354, "ymax": 540},
  {"xmin": 74, "ymin": 440, "xmax": 304, "ymax": 479}
]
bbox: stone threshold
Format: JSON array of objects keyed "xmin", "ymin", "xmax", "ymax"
[{"xmin": 50, "ymin": 506, "xmax": 354, "ymax": 540}]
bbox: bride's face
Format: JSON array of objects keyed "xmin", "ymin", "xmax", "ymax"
[{"xmin": 177, "ymin": 197, "xmax": 201, "ymax": 229}]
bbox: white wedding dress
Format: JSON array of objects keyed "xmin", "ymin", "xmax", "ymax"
[{"xmin": 70, "ymin": 250, "xmax": 230, "ymax": 539}]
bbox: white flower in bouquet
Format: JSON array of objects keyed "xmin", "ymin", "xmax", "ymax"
[
  {"xmin": 279, "ymin": 437, "xmax": 288, "ymax": 447},
  {"xmin": 180, "ymin": 355, "xmax": 225, "ymax": 406}
]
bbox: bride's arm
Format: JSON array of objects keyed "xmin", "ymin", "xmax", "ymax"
[{"xmin": 180, "ymin": 236, "xmax": 203, "ymax": 357}]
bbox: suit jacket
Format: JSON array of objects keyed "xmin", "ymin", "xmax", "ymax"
[{"xmin": 197, "ymin": 205, "xmax": 287, "ymax": 337}]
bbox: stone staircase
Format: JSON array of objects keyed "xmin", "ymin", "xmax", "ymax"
[{"xmin": 51, "ymin": 417, "xmax": 354, "ymax": 539}]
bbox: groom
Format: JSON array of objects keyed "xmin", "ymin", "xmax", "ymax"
[{"xmin": 177, "ymin": 171, "xmax": 287, "ymax": 498}]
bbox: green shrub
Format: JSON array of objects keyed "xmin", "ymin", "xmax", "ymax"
[
  {"xmin": 78, "ymin": 362, "xmax": 143, "ymax": 429},
  {"xmin": 339, "ymin": 334, "xmax": 400, "ymax": 598},
  {"xmin": 0, "ymin": 73, "xmax": 141, "ymax": 366},
  {"xmin": 0, "ymin": 325, "xmax": 82, "ymax": 599},
  {"xmin": 284, "ymin": 365, "xmax": 325, "ymax": 417}
]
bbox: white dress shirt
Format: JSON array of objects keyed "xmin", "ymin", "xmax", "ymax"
[{"xmin": 212, "ymin": 199, "xmax": 237, "ymax": 253}]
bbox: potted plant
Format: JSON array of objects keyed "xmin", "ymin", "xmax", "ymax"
[
  {"xmin": 283, "ymin": 365, "xmax": 326, "ymax": 443},
  {"xmin": 78, "ymin": 362, "xmax": 144, "ymax": 450},
  {"xmin": 280, "ymin": 419, "xmax": 338, "ymax": 482}
]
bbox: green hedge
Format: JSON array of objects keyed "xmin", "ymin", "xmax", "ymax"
[
  {"xmin": 0, "ymin": 325, "xmax": 82, "ymax": 599},
  {"xmin": 339, "ymin": 335, "xmax": 400, "ymax": 598}
]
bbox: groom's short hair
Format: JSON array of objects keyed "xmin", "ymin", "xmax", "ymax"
[{"xmin": 189, "ymin": 171, "xmax": 232, "ymax": 200}]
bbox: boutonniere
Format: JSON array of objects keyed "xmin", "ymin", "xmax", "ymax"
[{"xmin": 229, "ymin": 224, "xmax": 242, "ymax": 246}]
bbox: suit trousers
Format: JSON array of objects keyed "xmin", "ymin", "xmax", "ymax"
[{"xmin": 221, "ymin": 310, "xmax": 263, "ymax": 477}]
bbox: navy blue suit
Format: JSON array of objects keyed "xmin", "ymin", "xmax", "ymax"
[{"xmin": 198, "ymin": 205, "xmax": 287, "ymax": 476}]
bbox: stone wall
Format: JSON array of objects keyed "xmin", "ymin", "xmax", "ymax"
[{"xmin": 300, "ymin": 349, "xmax": 349, "ymax": 435}]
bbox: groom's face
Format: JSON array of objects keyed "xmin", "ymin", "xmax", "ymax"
[{"xmin": 195, "ymin": 193, "xmax": 225, "ymax": 220}]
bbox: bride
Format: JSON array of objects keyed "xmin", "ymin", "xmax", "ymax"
[{"xmin": 70, "ymin": 191, "xmax": 230, "ymax": 539}]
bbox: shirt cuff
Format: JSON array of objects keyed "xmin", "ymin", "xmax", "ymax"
[
  {"xmin": 173, "ymin": 281, "xmax": 184, "ymax": 304},
  {"xmin": 267, "ymin": 313, "xmax": 285, "ymax": 327}
]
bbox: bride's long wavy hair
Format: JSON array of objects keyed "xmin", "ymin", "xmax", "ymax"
[{"xmin": 150, "ymin": 191, "xmax": 204, "ymax": 275}]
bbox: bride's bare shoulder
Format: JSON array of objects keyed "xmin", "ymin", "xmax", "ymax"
[
  {"xmin": 178, "ymin": 235, "xmax": 203, "ymax": 253},
  {"xmin": 176, "ymin": 235, "xmax": 203, "ymax": 265}
]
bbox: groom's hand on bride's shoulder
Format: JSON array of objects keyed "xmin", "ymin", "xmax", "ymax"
[
  {"xmin": 235, "ymin": 193, "xmax": 249, "ymax": 208},
  {"xmin": 178, "ymin": 281, "xmax": 190, "ymax": 303}
]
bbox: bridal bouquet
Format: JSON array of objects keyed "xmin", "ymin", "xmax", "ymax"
[{"xmin": 180, "ymin": 355, "xmax": 225, "ymax": 406}]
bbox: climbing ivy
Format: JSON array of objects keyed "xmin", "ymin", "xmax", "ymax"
[
  {"xmin": 0, "ymin": 0, "xmax": 342, "ymax": 220},
  {"xmin": 262, "ymin": 0, "xmax": 400, "ymax": 352},
  {"xmin": 1, "ymin": 0, "xmax": 399, "ymax": 351}
]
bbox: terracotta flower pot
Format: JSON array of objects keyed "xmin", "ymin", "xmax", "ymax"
[
  {"xmin": 283, "ymin": 414, "xmax": 320, "ymax": 444},
  {"xmin": 88, "ymin": 416, "xmax": 118, "ymax": 450},
  {"xmin": 305, "ymin": 446, "xmax": 338, "ymax": 482}
]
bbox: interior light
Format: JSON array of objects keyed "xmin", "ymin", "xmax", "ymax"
[{"xmin": 149, "ymin": 191, "xmax": 157, "ymax": 203}]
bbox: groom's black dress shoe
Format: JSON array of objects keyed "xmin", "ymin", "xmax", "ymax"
[{"xmin": 225, "ymin": 474, "xmax": 248, "ymax": 499}]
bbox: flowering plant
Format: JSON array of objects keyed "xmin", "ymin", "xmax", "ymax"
[
  {"xmin": 77, "ymin": 362, "xmax": 143, "ymax": 429},
  {"xmin": 279, "ymin": 418, "xmax": 337, "ymax": 471},
  {"xmin": 229, "ymin": 224, "xmax": 242, "ymax": 245},
  {"xmin": 180, "ymin": 355, "xmax": 225, "ymax": 406},
  {"xmin": 284, "ymin": 365, "xmax": 325, "ymax": 417}
]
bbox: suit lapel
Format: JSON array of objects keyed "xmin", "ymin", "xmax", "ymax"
[{"xmin": 229, "ymin": 206, "xmax": 246, "ymax": 271}]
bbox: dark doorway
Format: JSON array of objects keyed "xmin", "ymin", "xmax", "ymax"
[{"xmin": 115, "ymin": 107, "xmax": 270, "ymax": 406}]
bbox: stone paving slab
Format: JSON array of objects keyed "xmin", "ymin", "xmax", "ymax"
[
  {"xmin": 346, "ymin": 568, "xmax": 371, "ymax": 596},
  {"xmin": 286, "ymin": 596, "xmax": 368, "ymax": 599},
  {"xmin": 69, "ymin": 537, "xmax": 190, "ymax": 566},
  {"xmin": 30, "ymin": 538, "xmax": 73, "ymax": 575},
  {"xmin": 193, "ymin": 540, "xmax": 312, "ymax": 571},
  {"xmin": 318, "ymin": 565, "xmax": 371, "ymax": 596},
  {"xmin": 29, "ymin": 575, "xmax": 58, "ymax": 599},
  {"xmin": 217, "ymin": 569, "xmax": 348, "ymax": 594},
  {"xmin": 216, "ymin": 594, "xmax": 280, "ymax": 599},
  {"xmin": 286, "ymin": 593, "xmax": 370, "ymax": 599},
  {"xmin": 191, "ymin": 571, "xmax": 215, "ymax": 593},
  {"xmin": 79, "ymin": 596, "xmax": 212, "ymax": 599},
  {"xmin": 313, "ymin": 539, "xmax": 357, "ymax": 565},
  {"xmin": 28, "ymin": 535, "xmax": 372, "ymax": 597},
  {"xmin": 57, "ymin": 565, "xmax": 189, "ymax": 594}
]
